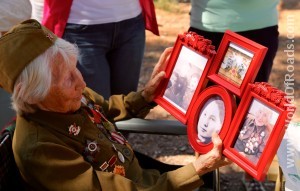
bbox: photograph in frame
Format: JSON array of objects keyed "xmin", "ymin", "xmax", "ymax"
[
  {"xmin": 218, "ymin": 42, "xmax": 254, "ymax": 87},
  {"xmin": 233, "ymin": 98, "xmax": 279, "ymax": 165},
  {"xmin": 222, "ymin": 82, "xmax": 297, "ymax": 180},
  {"xmin": 163, "ymin": 45, "xmax": 207, "ymax": 113},
  {"xmin": 208, "ymin": 30, "xmax": 268, "ymax": 97},
  {"xmin": 197, "ymin": 96, "xmax": 225, "ymax": 144},
  {"xmin": 154, "ymin": 31, "xmax": 216, "ymax": 124},
  {"xmin": 187, "ymin": 85, "xmax": 236, "ymax": 154}
]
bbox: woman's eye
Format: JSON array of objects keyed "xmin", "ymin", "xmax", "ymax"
[{"xmin": 64, "ymin": 75, "xmax": 73, "ymax": 86}]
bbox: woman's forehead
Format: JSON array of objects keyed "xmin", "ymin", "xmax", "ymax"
[{"xmin": 53, "ymin": 54, "xmax": 77, "ymax": 69}]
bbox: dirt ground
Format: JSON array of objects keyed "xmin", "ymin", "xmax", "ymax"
[{"xmin": 128, "ymin": 1, "xmax": 300, "ymax": 191}]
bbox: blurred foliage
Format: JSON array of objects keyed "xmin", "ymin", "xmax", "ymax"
[{"xmin": 154, "ymin": 0, "xmax": 190, "ymax": 13}]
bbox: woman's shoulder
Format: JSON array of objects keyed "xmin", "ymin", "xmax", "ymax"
[{"xmin": 83, "ymin": 87, "xmax": 105, "ymax": 105}]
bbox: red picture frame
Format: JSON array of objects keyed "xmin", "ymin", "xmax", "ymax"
[
  {"xmin": 154, "ymin": 32, "xmax": 216, "ymax": 124},
  {"xmin": 187, "ymin": 85, "xmax": 236, "ymax": 154},
  {"xmin": 208, "ymin": 30, "xmax": 268, "ymax": 97},
  {"xmin": 223, "ymin": 82, "xmax": 296, "ymax": 181}
]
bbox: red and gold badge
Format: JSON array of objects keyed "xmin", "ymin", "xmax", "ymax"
[{"xmin": 113, "ymin": 165, "xmax": 125, "ymax": 177}]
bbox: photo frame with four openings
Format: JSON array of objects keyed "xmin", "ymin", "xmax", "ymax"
[{"xmin": 154, "ymin": 31, "xmax": 296, "ymax": 181}]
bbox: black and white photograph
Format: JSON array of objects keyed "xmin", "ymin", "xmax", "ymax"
[
  {"xmin": 197, "ymin": 96, "xmax": 225, "ymax": 144},
  {"xmin": 163, "ymin": 46, "xmax": 207, "ymax": 112}
]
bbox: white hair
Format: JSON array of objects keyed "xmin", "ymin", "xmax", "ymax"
[{"xmin": 11, "ymin": 38, "xmax": 79, "ymax": 114}]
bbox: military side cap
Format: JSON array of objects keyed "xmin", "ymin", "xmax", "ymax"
[{"xmin": 0, "ymin": 19, "xmax": 57, "ymax": 93}]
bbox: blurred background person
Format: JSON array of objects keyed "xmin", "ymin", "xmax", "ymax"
[
  {"xmin": 0, "ymin": 0, "xmax": 31, "ymax": 128},
  {"xmin": 189, "ymin": 0, "xmax": 280, "ymax": 83},
  {"xmin": 29, "ymin": 0, "xmax": 148, "ymax": 99}
]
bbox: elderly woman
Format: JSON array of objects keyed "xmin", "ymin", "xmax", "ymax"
[{"xmin": 0, "ymin": 19, "xmax": 229, "ymax": 191}]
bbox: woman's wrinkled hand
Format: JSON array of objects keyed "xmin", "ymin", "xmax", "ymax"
[
  {"xmin": 142, "ymin": 47, "xmax": 173, "ymax": 102},
  {"xmin": 193, "ymin": 132, "xmax": 232, "ymax": 176}
]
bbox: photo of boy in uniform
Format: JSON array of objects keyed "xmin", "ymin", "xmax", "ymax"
[
  {"xmin": 197, "ymin": 96, "xmax": 225, "ymax": 144},
  {"xmin": 234, "ymin": 99, "xmax": 279, "ymax": 164}
]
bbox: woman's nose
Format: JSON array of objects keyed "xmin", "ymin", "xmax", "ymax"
[
  {"xmin": 79, "ymin": 78, "xmax": 86, "ymax": 89},
  {"xmin": 78, "ymin": 77, "xmax": 86, "ymax": 89},
  {"xmin": 75, "ymin": 70, "xmax": 86, "ymax": 89}
]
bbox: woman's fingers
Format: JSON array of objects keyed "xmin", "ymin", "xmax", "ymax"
[
  {"xmin": 143, "ymin": 48, "xmax": 173, "ymax": 102},
  {"xmin": 211, "ymin": 132, "xmax": 222, "ymax": 155},
  {"xmin": 151, "ymin": 47, "xmax": 173, "ymax": 79}
]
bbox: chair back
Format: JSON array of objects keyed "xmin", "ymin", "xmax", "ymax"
[{"xmin": 0, "ymin": 119, "xmax": 25, "ymax": 191}]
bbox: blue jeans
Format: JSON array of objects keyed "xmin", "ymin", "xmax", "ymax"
[{"xmin": 63, "ymin": 13, "xmax": 145, "ymax": 99}]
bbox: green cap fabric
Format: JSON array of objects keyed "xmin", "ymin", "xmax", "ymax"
[{"xmin": 0, "ymin": 19, "xmax": 57, "ymax": 93}]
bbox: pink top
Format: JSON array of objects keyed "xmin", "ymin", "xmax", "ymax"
[
  {"xmin": 42, "ymin": 0, "xmax": 159, "ymax": 37},
  {"xmin": 42, "ymin": 0, "xmax": 73, "ymax": 37}
]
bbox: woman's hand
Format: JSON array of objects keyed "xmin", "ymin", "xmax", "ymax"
[
  {"xmin": 193, "ymin": 132, "xmax": 231, "ymax": 176},
  {"xmin": 142, "ymin": 47, "xmax": 173, "ymax": 102}
]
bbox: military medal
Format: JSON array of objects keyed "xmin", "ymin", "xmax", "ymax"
[
  {"xmin": 112, "ymin": 144, "xmax": 125, "ymax": 163},
  {"xmin": 117, "ymin": 152, "xmax": 125, "ymax": 163},
  {"xmin": 113, "ymin": 165, "xmax": 125, "ymax": 176},
  {"xmin": 122, "ymin": 147, "xmax": 132, "ymax": 157},
  {"xmin": 84, "ymin": 140, "xmax": 100, "ymax": 163},
  {"xmin": 108, "ymin": 155, "xmax": 117, "ymax": 167},
  {"xmin": 96, "ymin": 110, "xmax": 116, "ymax": 132},
  {"xmin": 81, "ymin": 96, "xmax": 88, "ymax": 105},
  {"xmin": 102, "ymin": 121, "xmax": 115, "ymax": 131},
  {"xmin": 93, "ymin": 104, "xmax": 101, "ymax": 112},
  {"xmin": 82, "ymin": 98, "xmax": 129, "ymax": 165},
  {"xmin": 91, "ymin": 109, "xmax": 101, "ymax": 124},
  {"xmin": 68, "ymin": 123, "xmax": 81, "ymax": 136},
  {"xmin": 92, "ymin": 104, "xmax": 127, "ymax": 144},
  {"xmin": 100, "ymin": 162, "xmax": 109, "ymax": 171},
  {"xmin": 111, "ymin": 132, "xmax": 126, "ymax": 145},
  {"xmin": 46, "ymin": 33, "xmax": 54, "ymax": 41},
  {"xmin": 87, "ymin": 140, "xmax": 100, "ymax": 153},
  {"xmin": 88, "ymin": 115, "xmax": 95, "ymax": 123}
]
